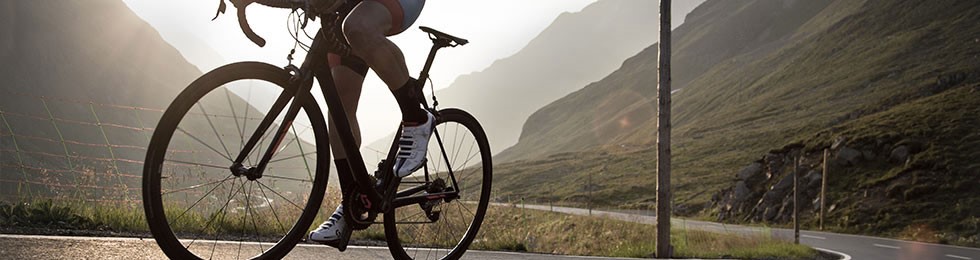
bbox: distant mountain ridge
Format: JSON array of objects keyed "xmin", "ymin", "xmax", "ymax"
[
  {"xmin": 496, "ymin": 0, "xmax": 835, "ymax": 161},
  {"xmin": 418, "ymin": 0, "xmax": 704, "ymax": 154}
]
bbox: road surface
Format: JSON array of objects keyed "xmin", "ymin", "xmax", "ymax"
[
  {"xmin": 0, "ymin": 234, "xmax": 645, "ymax": 260},
  {"xmin": 508, "ymin": 203, "xmax": 980, "ymax": 260}
]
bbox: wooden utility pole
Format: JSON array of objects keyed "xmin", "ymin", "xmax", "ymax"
[
  {"xmin": 793, "ymin": 153, "xmax": 800, "ymax": 244},
  {"xmin": 588, "ymin": 168, "xmax": 593, "ymax": 217},
  {"xmin": 656, "ymin": 0, "xmax": 673, "ymax": 258},
  {"xmin": 820, "ymin": 148, "xmax": 828, "ymax": 230}
]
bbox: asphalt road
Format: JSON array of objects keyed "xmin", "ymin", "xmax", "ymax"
[
  {"xmin": 509, "ymin": 203, "xmax": 980, "ymax": 260},
  {"xmin": 0, "ymin": 234, "xmax": 644, "ymax": 260}
]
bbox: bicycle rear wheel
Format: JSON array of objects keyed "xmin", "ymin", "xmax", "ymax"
[
  {"xmin": 384, "ymin": 108, "xmax": 492, "ymax": 260},
  {"xmin": 143, "ymin": 62, "xmax": 329, "ymax": 259}
]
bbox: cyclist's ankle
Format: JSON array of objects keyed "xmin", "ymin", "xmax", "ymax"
[{"xmin": 393, "ymin": 78, "xmax": 426, "ymax": 123}]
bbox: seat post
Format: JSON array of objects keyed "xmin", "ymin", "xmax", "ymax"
[
  {"xmin": 418, "ymin": 39, "xmax": 451, "ymax": 83},
  {"xmin": 416, "ymin": 39, "xmax": 450, "ymax": 109}
]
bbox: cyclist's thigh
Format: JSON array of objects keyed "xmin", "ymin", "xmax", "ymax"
[
  {"xmin": 361, "ymin": 0, "xmax": 425, "ymax": 36},
  {"xmin": 327, "ymin": 53, "xmax": 368, "ymax": 110}
]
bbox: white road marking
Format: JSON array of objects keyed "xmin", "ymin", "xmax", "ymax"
[
  {"xmin": 801, "ymin": 234, "xmax": 826, "ymax": 240},
  {"xmin": 873, "ymin": 243, "xmax": 901, "ymax": 249},
  {"xmin": 946, "ymin": 254, "xmax": 972, "ymax": 260},
  {"xmin": 814, "ymin": 247, "xmax": 852, "ymax": 260}
]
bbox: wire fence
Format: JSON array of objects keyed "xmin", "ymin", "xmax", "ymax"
[{"xmin": 0, "ymin": 90, "xmax": 316, "ymax": 205}]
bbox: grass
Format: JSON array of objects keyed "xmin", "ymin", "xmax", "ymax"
[{"xmin": 0, "ymin": 199, "xmax": 818, "ymax": 259}]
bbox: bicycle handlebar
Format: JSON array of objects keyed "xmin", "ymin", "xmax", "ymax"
[
  {"xmin": 217, "ymin": 0, "xmax": 355, "ymax": 47},
  {"xmin": 226, "ymin": 0, "xmax": 306, "ymax": 47}
]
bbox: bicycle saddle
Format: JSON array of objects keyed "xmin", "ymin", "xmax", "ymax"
[{"xmin": 420, "ymin": 26, "xmax": 469, "ymax": 46}]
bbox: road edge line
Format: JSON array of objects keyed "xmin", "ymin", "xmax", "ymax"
[{"xmin": 814, "ymin": 247, "xmax": 852, "ymax": 260}]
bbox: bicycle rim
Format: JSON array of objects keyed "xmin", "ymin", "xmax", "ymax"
[
  {"xmin": 143, "ymin": 62, "xmax": 329, "ymax": 260},
  {"xmin": 384, "ymin": 108, "xmax": 493, "ymax": 260}
]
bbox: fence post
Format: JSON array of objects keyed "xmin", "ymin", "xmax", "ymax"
[
  {"xmin": 820, "ymin": 148, "xmax": 828, "ymax": 230},
  {"xmin": 89, "ymin": 103, "xmax": 127, "ymax": 199},
  {"xmin": 42, "ymin": 98, "xmax": 82, "ymax": 199},
  {"xmin": 0, "ymin": 108, "xmax": 32, "ymax": 198},
  {"xmin": 132, "ymin": 107, "xmax": 151, "ymax": 142},
  {"xmin": 41, "ymin": 99, "xmax": 75, "ymax": 171},
  {"xmin": 793, "ymin": 152, "xmax": 800, "ymax": 244},
  {"xmin": 588, "ymin": 167, "xmax": 594, "ymax": 217},
  {"xmin": 656, "ymin": 0, "xmax": 673, "ymax": 257}
]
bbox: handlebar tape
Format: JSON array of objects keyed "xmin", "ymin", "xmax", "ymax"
[{"xmin": 232, "ymin": 0, "xmax": 305, "ymax": 47}]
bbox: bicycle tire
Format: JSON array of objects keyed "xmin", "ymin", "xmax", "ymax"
[
  {"xmin": 384, "ymin": 108, "xmax": 493, "ymax": 260},
  {"xmin": 143, "ymin": 62, "xmax": 330, "ymax": 259}
]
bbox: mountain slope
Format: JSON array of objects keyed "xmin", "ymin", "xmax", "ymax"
[
  {"xmin": 0, "ymin": 0, "xmax": 317, "ymax": 201},
  {"xmin": 424, "ymin": 0, "xmax": 703, "ymax": 154},
  {"xmin": 497, "ymin": 0, "xmax": 835, "ymax": 161},
  {"xmin": 491, "ymin": 0, "xmax": 980, "ymax": 245}
]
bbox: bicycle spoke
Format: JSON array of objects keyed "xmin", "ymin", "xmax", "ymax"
[
  {"xmin": 165, "ymin": 159, "xmax": 229, "ymax": 170},
  {"xmin": 177, "ymin": 127, "xmax": 233, "ymax": 162},
  {"xmin": 264, "ymin": 174, "xmax": 313, "ymax": 183},
  {"xmin": 163, "ymin": 175, "xmax": 234, "ymax": 195},
  {"xmin": 276, "ymin": 125, "xmax": 311, "ymax": 154},
  {"xmin": 196, "ymin": 102, "xmax": 234, "ymax": 160},
  {"xmin": 208, "ymin": 178, "xmax": 241, "ymax": 258},
  {"xmin": 450, "ymin": 123, "xmax": 463, "ymax": 171},
  {"xmin": 171, "ymin": 175, "xmax": 235, "ymax": 224},
  {"xmin": 245, "ymin": 182, "xmax": 266, "ymax": 254},
  {"xmin": 256, "ymin": 180, "xmax": 304, "ymax": 211},
  {"xmin": 268, "ymin": 151, "xmax": 316, "ymax": 164},
  {"xmin": 225, "ymin": 89, "xmax": 246, "ymax": 151},
  {"xmin": 256, "ymin": 181, "xmax": 288, "ymax": 234},
  {"xmin": 186, "ymin": 177, "xmax": 244, "ymax": 250}
]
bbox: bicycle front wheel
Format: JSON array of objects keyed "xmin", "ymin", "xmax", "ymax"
[
  {"xmin": 143, "ymin": 62, "xmax": 329, "ymax": 259},
  {"xmin": 384, "ymin": 108, "xmax": 493, "ymax": 260}
]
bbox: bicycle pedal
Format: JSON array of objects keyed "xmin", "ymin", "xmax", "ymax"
[{"xmin": 319, "ymin": 225, "xmax": 353, "ymax": 252}]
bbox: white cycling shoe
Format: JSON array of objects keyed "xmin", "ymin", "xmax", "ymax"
[
  {"xmin": 308, "ymin": 205, "xmax": 350, "ymax": 248},
  {"xmin": 393, "ymin": 111, "xmax": 435, "ymax": 177}
]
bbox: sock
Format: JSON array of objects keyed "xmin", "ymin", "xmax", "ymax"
[{"xmin": 392, "ymin": 78, "xmax": 427, "ymax": 124}]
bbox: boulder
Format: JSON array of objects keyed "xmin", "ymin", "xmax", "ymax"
[
  {"xmin": 736, "ymin": 162, "xmax": 764, "ymax": 183},
  {"xmin": 771, "ymin": 173, "xmax": 795, "ymax": 194},
  {"xmin": 733, "ymin": 181, "xmax": 751, "ymax": 205},
  {"xmin": 890, "ymin": 145, "xmax": 910, "ymax": 162},
  {"xmin": 862, "ymin": 150, "xmax": 876, "ymax": 161},
  {"xmin": 836, "ymin": 147, "xmax": 862, "ymax": 166}
]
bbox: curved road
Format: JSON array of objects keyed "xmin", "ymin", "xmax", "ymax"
[{"xmin": 508, "ymin": 203, "xmax": 980, "ymax": 260}]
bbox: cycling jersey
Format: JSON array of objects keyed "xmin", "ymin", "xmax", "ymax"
[{"xmin": 371, "ymin": 0, "xmax": 425, "ymax": 36}]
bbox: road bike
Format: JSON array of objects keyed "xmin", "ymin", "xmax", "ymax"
[{"xmin": 142, "ymin": 0, "xmax": 492, "ymax": 259}]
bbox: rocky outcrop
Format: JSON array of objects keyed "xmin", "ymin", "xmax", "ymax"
[{"xmin": 711, "ymin": 138, "xmax": 925, "ymax": 224}]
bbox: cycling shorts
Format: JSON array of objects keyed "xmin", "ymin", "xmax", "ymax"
[{"xmin": 370, "ymin": 0, "xmax": 425, "ymax": 36}]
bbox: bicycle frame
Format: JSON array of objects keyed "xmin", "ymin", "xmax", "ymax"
[{"xmin": 229, "ymin": 21, "xmax": 461, "ymax": 215}]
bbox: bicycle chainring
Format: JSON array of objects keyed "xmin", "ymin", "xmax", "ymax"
[{"xmin": 343, "ymin": 176, "xmax": 379, "ymax": 230}]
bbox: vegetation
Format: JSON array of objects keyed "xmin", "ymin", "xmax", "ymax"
[
  {"xmin": 0, "ymin": 199, "xmax": 818, "ymax": 259},
  {"xmin": 491, "ymin": 0, "xmax": 980, "ymax": 247}
]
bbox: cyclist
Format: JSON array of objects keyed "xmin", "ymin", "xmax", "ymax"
[{"xmin": 307, "ymin": 0, "xmax": 432, "ymax": 246}]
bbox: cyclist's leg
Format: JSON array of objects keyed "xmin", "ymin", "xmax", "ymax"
[
  {"xmin": 326, "ymin": 53, "xmax": 368, "ymax": 195},
  {"xmin": 343, "ymin": 0, "xmax": 426, "ymax": 122},
  {"xmin": 310, "ymin": 54, "xmax": 368, "ymax": 244},
  {"xmin": 345, "ymin": 0, "xmax": 433, "ymax": 177}
]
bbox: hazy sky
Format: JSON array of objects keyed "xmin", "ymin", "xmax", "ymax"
[{"xmin": 122, "ymin": 0, "xmax": 603, "ymax": 144}]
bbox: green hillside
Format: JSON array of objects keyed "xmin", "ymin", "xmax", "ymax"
[{"xmin": 491, "ymin": 0, "xmax": 980, "ymax": 245}]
